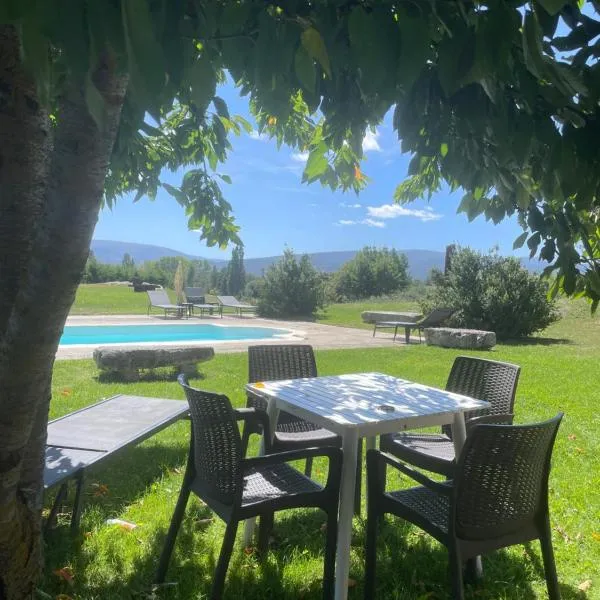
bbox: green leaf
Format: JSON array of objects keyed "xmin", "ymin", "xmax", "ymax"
[
  {"xmin": 537, "ymin": 0, "xmax": 567, "ymax": 16},
  {"xmin": 522, "ymin": 11, "xmax": 547, "ymax": 80},
  {"xmin": 218, "ymin": 174, "xmax": 232, "ymax": 184},
  {"xmin": 84, "ymin": 75, "xmax": 106, "ymax": 131},
  {"xmin": 189, "ymin": 57, "xmax": 216, "ymax": 114},
  {"xmin": 162, "ymin": 182, "xmax": 187, "ymax": 205},
  {"xmin": 301, "ymin": 28, "xmax": 331, "ymax": 78},
  {"xmin": 304, "ymin": 150, "xmax": 329, "ymax": 181},
  {"xmin": 440, "ymin": 143, "xmax": 449, "ymax": 158},
  {"xmin": 213, "ymin": 96, "xmax": 230, "ymax": 119},
  {"xmin": 294, "ymin": 45, "xmax": 316, "ymax": 93},
  {"xmin": 121, "ymin": 0, "xmax": 166, "ymax": 106},
  {"xmin": 397, "ymin": 10, "xmax": 431, "ymax": 90},
  {"xmin": 513, "ymin": 231, "xmax": 529, "ymax": 250}
]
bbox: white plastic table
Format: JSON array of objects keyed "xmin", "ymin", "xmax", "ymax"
[{"xmin": 245, "ymin": 372, "xmax": 490, "ymax": 600}]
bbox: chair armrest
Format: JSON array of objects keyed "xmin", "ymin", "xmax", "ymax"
[
  {"xmin": 366, "ymin": 449, "xmax": 452, "ymax": 496},
  {"xmin": 242, "ymin": 446, "xmax": 343, "ymax": 493},
  {"xmin": 234, "ymin": 408, "xmax": 273, "ymax": 453},
  {"xmin": 468, "ymin": 413, "xmax": 514, "ymax": 429}
]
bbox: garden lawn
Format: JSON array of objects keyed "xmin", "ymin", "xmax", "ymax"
[
  {"xmin": 70, "ymin": 284, "xmax": 177, "ymax": 315},
  {"xmin": 316, "ymin": 299, "xmax": 421, "ymax": 330},
  {"xmin": 42, "ymin": 300, "xmax": 600, "ymax": 599}
]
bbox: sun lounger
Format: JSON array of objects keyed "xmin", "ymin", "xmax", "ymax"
[
  {"xmin": 183, "ymin": 288, "xmax": 217, "ymax": 317},
  {"xmin": 373, "ymin": 307, "xmax": 455, "ymax": 344},
  {"xmin": 147, "ymin": 290, "xmax": 184, "ymax": 318},
  {"xmin": 44, "ymin": 394, "xmax": 189, "ymax": 531},
  {"xmin": 216, "ymin": 295, "xmax": 257, "ymax": 318}
]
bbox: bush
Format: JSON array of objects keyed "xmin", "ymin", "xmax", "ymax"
[
  {"xmin": 258, "ymin": 249, "xmax": 325, "ymax": 318},
  {"xmin": 422, "ymin": 247, "xmax": 559, "ymax": 339},
  {"xmin": 333, "ymin": 246, "xmax": 410, "ymax": 301}
]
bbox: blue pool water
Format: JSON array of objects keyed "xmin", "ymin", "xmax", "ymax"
[{"xmin": 60, "ymin": 324, "xmax": 289, "ymax": 345}]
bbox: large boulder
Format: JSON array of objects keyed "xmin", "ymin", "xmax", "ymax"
[
  {"xmin": 424, "ymin": 328, "xmax": 496, "ymax": 350},
  {"xmin": 94, "ymin": 345, "xmax": 214, "ymax": 380},
  {"xmin": 362, "ymin": 311, "xmax": 423, "ymax": 324}
]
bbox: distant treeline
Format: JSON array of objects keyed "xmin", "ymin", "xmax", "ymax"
[{"xmin": 82, "ymin": 245, "xmax": 248, "ymax": 296}]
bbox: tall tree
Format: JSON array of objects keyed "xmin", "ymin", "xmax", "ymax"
[
  {"xmin": 1, "ymin": 1, "xmax": 600, "ymax": 597},
  {"xmin": 226, "ymin": 245, "xmax": 246, "ymax": 296}
]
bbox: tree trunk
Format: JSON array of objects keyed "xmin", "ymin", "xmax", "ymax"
[{"xmin": 0, "ymin": 26, "xmax": 128, "ymax": 599}]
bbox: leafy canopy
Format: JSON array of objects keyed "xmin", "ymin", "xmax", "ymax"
[{"xmin": 4, "ymin": 0, "xmax": 600, "ymax": 305}]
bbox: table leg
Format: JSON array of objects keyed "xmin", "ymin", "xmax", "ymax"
[
  {"xmin": 335, "ymin": 429, "xmax": 359, "ymax": 600},
  {"xmin": 452, "ymin": 413, "xmax": 483, "ymax": 579},
  {"xmin": 243, "ymin": 397, "xmax": 280, "ymax": 546}
]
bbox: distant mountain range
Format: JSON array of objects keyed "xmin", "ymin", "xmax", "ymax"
[{"xmin": 90, "ymin": 239, "xmax": 545, "ymax": 280}]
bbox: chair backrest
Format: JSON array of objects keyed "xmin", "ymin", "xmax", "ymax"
[
  {"xmin": 453, "ymin": 414, "xmax": 563, "ymax": 541},
  {"xmin": 248, "ymin": 344, "xmax": 318, "ymax": 383},
  {"xmin": 147, "ymin": 289, "xmax": 171, "ymax": 305},
  {"xmin": 217, "ymin": 295, "xmax": 242, "ymax": 306},
  {"xmin": 443, "ymin": 356, "xmax": 520, "ymax": 436},
  {"xmin": 184, "ymin": 287, "xmax": 204, "ymax": 302},
  {"xmin": 419, "ymin": 307, "xmax": 455, "ymax": 327},
  {"xmin": 178, "ymin": 375, "xmax": 242, "ymax": 506}
]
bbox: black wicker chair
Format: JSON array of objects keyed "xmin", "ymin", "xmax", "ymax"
[
  {"xmin": 241, "ymin": 345, "xmax": 342, "ymax": 477},
  {"xmin": 380, "ymin": 356, "xmax": 521, "ymax": 477},
  {"xmin": 365, "ymin": 414, "xmax": 564, "ymax": 600},
  {"xmin": 156, "ymin": 376, "xmax": 342, "ymax": 600}
]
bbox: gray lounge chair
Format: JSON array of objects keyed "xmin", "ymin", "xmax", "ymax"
[
  {"xmin": 184, "ymin": 287, "xmax": 214, "ymax": 317},
  {"xmin": 147, "ymin": 290, "xmax": 184, "ymax": 318},
  {"xmin": 216, "ymin": 295, "xmax": 257, "ymax": 317},
  {"xmin": 373, "ymin": 307, "xmax": 455, "ymax": 343}
]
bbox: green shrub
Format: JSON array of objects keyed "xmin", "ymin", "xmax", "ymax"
[
  {"xmin": 422, "ymin": 247, "xmax": 559, "ymax": 339},
  {"xmin": 258, "ymin": 249, "xmax": 325, "ymax": 318},
  {"xmin": 332, "ymin": 246, "xmax": 410, "ymax": 301}
]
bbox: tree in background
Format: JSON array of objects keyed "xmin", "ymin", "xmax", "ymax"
[
  {"xmin": 121, "ymin": 253, "xmax": 135, "ymax": 280},
  {"xmin": 226, "ymin": 245, "xmax": 246, "ymax": 296},
  {"xmin": 258, "ymin": 249, "xmax": 324, "ymax": 318},
  {"xmin": 422, "ymin": 247, "xmax": 559, "ymax": 339},
  {"xmin": 333, "ymin": 247, "xmax": 410, "ymax": 300},
  {"xmin": 173, "ymin": 261, "xmax": 186, "ymax": 304}
]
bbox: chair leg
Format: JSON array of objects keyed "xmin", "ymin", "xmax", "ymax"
[
  {"xmin": 354, "ymin": 439, "xmax": 363, "ymax": 516},
  {"xmin": 364, "ymin": 504, "xmax": 379, "ymax": 600},
  {"xmin": 448, "ymin": 543, "xmax": 465, "ymax": 600},
  {"xmin": 305, "ymin": 456, "xmax": 314, "ymax": 477},
  {"xmin": 540, "ymin": 520, "xmax": 560, "ymax": 600},
  {"xmin": 241, "ymin": 425, "xmax": 252, "ymax": 457},
  {"xmin": 258, "ymin": 512, "xmax": 274, "ymax": 555},
  {"xmin": 155, "ymin": 482, "xmax": 191, "ymax": 583},
  {"xmin": 405, "ymin": 327, "xmax": 411, "ymax": 344},
  {"xmin": 71, "ymin": 471, "xmax": 85, "ymax": 533},
  {"xmin": 323, "ymin": 509, "xmax": 338, "ymax": 600},
  {"xmin": 210, "ymin": 520, "xmax": 239, "ymax": 600}
]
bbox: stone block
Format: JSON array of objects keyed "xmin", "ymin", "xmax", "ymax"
[
  {"xmin": 93, "ymin": 345, "xmax": 214, "ymax": 379},
  {"xmin": 423, "ymin": 328, "xmax": 496, "ymax": 350}
]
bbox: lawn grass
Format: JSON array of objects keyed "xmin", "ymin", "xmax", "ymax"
[
  {"xmin": 316, "ymin": 299, "xmax": 421, "ymax": 330},
  {"xmin": 70, "ymin": 284, "xmax": 176, "ymax": 315},
  {"xmin": 42, "ymin": 299, "xmax": 600, "ymax": 600}
]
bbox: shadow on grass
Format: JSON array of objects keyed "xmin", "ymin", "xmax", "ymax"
[
  {"xmin": 97, "ymin": 368, "xmax": 208, "ymax": 383},
  {"xmin": 42, "ymin": 503, "xmax": 586, "ymax": 600},
  {"xmin": 502, "ymin": 337, "xmax": 572, "ymax": 347}
]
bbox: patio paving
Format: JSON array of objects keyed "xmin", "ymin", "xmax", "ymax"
[{"xmin": 56, "ymin": 314, "xmax": 403, "ymax": 359}]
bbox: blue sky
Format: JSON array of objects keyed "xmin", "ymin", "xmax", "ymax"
[{"xmin": 94, "ymin": 81, "xmax": 525, "ymax": 260}]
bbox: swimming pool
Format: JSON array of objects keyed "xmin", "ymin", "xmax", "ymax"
[{"xmin": 60, "ymin": 323, "xmax": 291, "ymax": 346}]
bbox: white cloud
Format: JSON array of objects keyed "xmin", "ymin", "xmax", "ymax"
[
  {"xmin": 336, "ymin": 218, "xmax": 385, "ymax": 228},
  {"xmin": 291, "ymin": 151, "xmax": 309, "ymax": 163},
  {"xmin": 339, "ymin": 202, "xmax": 362, "ymax": 208},
  {"xmin": 249, "ymin": 129, "xmax": 269, "ymax": 141},
  {"xmin": 367, "ymin": 204, "xmax": 442, "ymax": 222},
  {"xmin": 362, "ymin": 129, "xmax": 381, "ymax": 152}
]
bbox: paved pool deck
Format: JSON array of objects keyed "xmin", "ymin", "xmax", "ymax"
[{"xmin": 57, "ymin": 313, "xmax": 404, "ymax": 359}]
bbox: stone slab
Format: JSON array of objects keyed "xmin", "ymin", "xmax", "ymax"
[
  {"xmin": 93, "ymin": 345, "xmax": 214, "ymax": 379},
  {"xmin": 361, "ymin": 311, "xmax": 423, "ymax": 324},
  {"xmin": 424, "ymin": 328, "xmax": 496, "ymax": 350}
]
